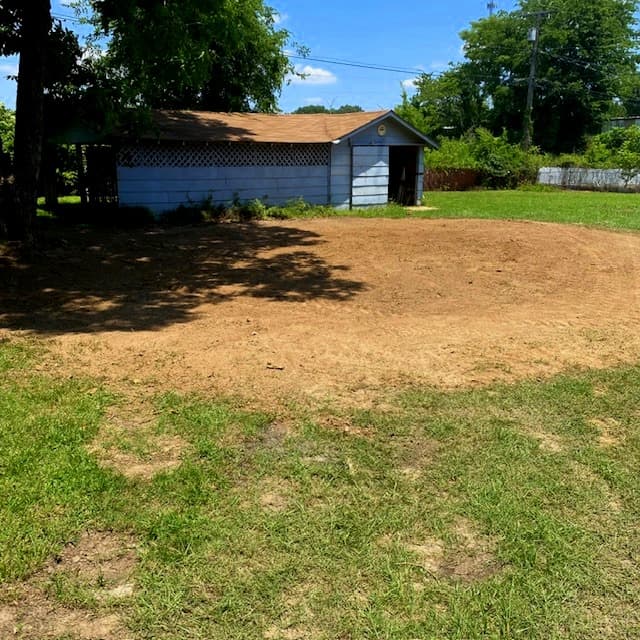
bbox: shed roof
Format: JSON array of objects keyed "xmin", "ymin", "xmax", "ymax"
[{"xmin": 139, "ymin": 110, "xmax": 435, "ymax": 146}]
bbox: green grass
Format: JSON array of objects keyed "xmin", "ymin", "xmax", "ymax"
[
  {"xmin": 2, "ymin": 339, "xmax": 639, "ymax": 638},
  {"xmin": 420, "ymin": 189, "xmax": 640, "ymax": 230},
  {"xmin": 33, "ymin": 190, "xmax": 640, "ymax": 232}
]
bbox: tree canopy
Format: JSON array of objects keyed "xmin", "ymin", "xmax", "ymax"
[
  {"xmin": 399, "ymin": 0, "xmax": 640, "ymax": 153},
  {"xmin": 292, "ymin": 104, "xmax": 364, "ymax": 114},
  {"xmin": 91, "ymin": 0, "xmax": 294, "ymax": 112},
  {"xmin": 0, "ymin": 103, "xmax": 15, "ymax": 152}
]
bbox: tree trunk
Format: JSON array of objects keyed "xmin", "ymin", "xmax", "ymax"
[
  {"xmin": 42, "ymin": 142, "xmax": 58, "ymax": 210},
  {"xmin": 11, "ymin": 0, "xmax": 51, "ymax": 244}
]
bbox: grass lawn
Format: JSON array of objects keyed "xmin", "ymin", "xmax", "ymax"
[
  {"xmin": 7, "ymin": 189, "xmax": 640, "ymax": 638},
  {"xmin": 2, "ymin": 340, "xmax": 639, "ymax": 639},
  {"xmin": 420, "ymin": 189, "xmax": 640, "ymax": 231},
  {"xmin": 37, "ymin": 189, "xmax": 640, "ymax": 231}
]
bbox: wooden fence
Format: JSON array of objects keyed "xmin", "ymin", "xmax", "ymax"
[{"xmin": 423, "ymin": 168, "xmax": 481, "ymax": 191}]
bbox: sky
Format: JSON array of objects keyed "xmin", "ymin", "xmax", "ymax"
[{"xmin": 0, "ymin": 0, "xmax": 519, "ymax": 113}]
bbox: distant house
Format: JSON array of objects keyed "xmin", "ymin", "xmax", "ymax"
[
  {"xmin": 116, "ymin": 110, "xmax": 436, "ymax": 214},
  {"xmin": 602, "ymin": 116, "xmax": 640, "ymax": 132}
]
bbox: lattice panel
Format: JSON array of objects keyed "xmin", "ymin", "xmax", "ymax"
[{"xmin": 118, "ymin": 143, "xmax": 330, "ymax": 168}]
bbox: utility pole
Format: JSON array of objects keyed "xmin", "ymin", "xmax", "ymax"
[
  {"xmin": 487, "ymin": 1, "xmax": 497, "ymax": 16},
  {"xmin": 522, "ymin": 11, "xmax": 551, "ymax": 149}
]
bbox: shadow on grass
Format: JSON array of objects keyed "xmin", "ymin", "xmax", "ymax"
[{"xmin": 0, "ymin": 220, "xmax": 366, "ymax": 334}]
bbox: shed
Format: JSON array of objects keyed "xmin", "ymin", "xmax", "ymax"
[{"xmin": 116, "ymin": 110, "xmax": 436, "ymax": 214}]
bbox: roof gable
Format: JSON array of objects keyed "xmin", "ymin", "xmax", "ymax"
[{"xmin": 139, "ymin": 110, "xmax": 436, "ymax": 146}]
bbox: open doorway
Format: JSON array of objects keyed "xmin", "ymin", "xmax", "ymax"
[{"xmin": 388, "ymin": 146, "xmax": 419, "ymax": 205}]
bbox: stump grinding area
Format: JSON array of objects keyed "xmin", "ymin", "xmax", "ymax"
[{"xmin": 2, "ymin": 218, "xmax": 640, "ymax": 405}]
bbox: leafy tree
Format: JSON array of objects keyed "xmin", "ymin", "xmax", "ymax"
[
  {"xmin": 92, "ymin": 0, "xmax": 294, "ymax": 112},
  {"xmin": 332, "ymin": 104, "xmax": 364, "ymax": 114},
  {"xmin": 0, "ymin": 0, "xmax": 51, "ymax": 243},
  {"xmin": 402, "ymin": 0, "xmax": 640, "ymax": 153},
  {"xmin": 397, "ymin": 68, "xmax": 488, "ymax": 140},
  {"xmin": 292, "ymin": 104, "xmax": 364, "ymax": 114},
  {"xmin": 0, "ymin": 102, "xmax": 15, "ymax": 153}
]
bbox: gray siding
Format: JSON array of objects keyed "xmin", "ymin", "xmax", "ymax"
[
  {"xmin": 118, "ymin": 164, "xmax": 330, "ymax": 213},
  {"xmin": 416, "ymin": 152, "xmax": 425, "ymax": 203},
  {"xmin": 350, "ymin": 118, "xmax": 424, "ymax": 147},
  {"xmin": 117, "ymin": 116, "xmax": 429, "ymax": 213},
  {"xmin": 329, "ymin": 141, "xmax": 351, "ymax": 209},
  {"xmin": 352, "ymin": 146, "xmax": 389, "ymax": 207}
]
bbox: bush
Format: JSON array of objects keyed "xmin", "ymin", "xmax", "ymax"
[
  {"xmin": 425, "ymin": 138, "xmax": 478, "ymax": 170},
  {"xmin": 426, "ymin": 129, "xmax": 540, "ymax": 188}
]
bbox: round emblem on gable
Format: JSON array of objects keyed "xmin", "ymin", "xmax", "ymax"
[{"xmin": 377, "ymin": 123, "xmax": 387, "ymax": 137}]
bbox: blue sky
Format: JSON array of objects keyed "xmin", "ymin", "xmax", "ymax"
[{"xmin": 0, "ymin": 0, "xmax": 518, "ymax": 113}]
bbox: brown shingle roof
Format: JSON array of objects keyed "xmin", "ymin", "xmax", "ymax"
[{"xmin": 144, "ymin": 110, "xmax": 393, "ymax": 144}]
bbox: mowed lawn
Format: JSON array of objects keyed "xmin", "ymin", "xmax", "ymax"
[
  {"xmin": 421, "ymin": 189, "xmax": 640, "ymax": 230},
  {"xmin": 3, "ymin": 190, "xmax": 640, "ymax": 639}
]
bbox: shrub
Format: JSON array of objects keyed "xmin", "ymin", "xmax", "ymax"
[
  {"xmin": 424, "ymin": 129, "xmax": 540, "ymax": 188},
  {"xmin": 424, "ymin": 138, "xmax": 478, "ymax": 170}
]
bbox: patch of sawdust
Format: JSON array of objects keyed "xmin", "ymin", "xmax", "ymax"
[
  {"xmin": 87, "ymin": 400, "xmax": 189, "ymax": 479},
  {"xmin": 589, "ymin": 417, "xmax": 623, "ymax": 448},
  {"xmin": 0, "ymin": 530, "xmax": 138, "ymax": 640}
]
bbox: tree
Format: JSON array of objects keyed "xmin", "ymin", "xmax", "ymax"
[
  {"xmin": 292, "ymin": 104, "xmax": 364, "ymax": 114},
  {"xmin": 0, "ymin": 0, "xmax": 51, "ymax": 243},
  {"xmin": 92, "ymin": 0, "xmax": 294, "ymax": 112},
  {"xmin": 396, "ymin": 68, "xmax": 488, "ymax": 140},
  {"xmin": 0, "ymin": 102, "xmax": 15, "ymax": 153},
  {"xmin": 402, "ymin": 0, "xmax": 640, "ymax": 153}
]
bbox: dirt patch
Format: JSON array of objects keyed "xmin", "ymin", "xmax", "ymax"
[
  {"xmin": 87, "ymin": 401, "xmax": 188, "ymax": 479},
  {"xmin": 0, "ymin": 530, "xmax": 137, "ymax": 640},
  {"xmin": 527, "ymin": 430, "xmax": 565, "ymax": 453},
  {"xmin": 384, "ymin": 517, "xmax": 501, "ymax": 583},
  {"xmin": 3, "ymin": 219, "xmax": 640, "ymax": 406},
  {"xmin": 258, "ymin": 477, "xmax": 296, "ymax": 513},
  {"xmin": 589, "ymin": 417, "xmax": 623, "ymax": 448}
]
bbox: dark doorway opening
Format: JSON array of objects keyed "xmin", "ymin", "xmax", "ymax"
[{"xmin": 388, "ymin": 146, "xmax": 418, "ymax": 205}]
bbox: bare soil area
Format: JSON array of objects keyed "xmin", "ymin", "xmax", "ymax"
[
  {"xmin": 2, "ymin": 218, "xmax": 640, "ymax": 405},
  {"xmin": 0, "ymin": 530, "xmax": 137, "ymax": 640}
]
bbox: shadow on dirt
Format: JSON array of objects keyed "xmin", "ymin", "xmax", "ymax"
[{"xmin": 0, "ymin": 223, "xmax": 366, "ymax": 334}]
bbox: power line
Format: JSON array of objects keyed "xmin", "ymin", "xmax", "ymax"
[
  {"xmin": 286, "ymin": 54, "xmax": 425, "ymax": 76},
  {"xmin": 51, "ymin": 12, "xmax": 84, "ymax": 24}
]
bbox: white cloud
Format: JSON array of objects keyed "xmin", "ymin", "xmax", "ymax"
[
  {"xmin": 0, "ymin": 63, "xmax": 18, "ymax": 77},
  {"xmin": 402, "ymin": 77, "xmax": 418, "ymax": 90},
  {"xmin": 272, "ymin": 11, "xmax": 288, "ymax": 25},
  {"xmin": 289, "ymin": 64, "xmax": 337, "ymax": 86}
]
